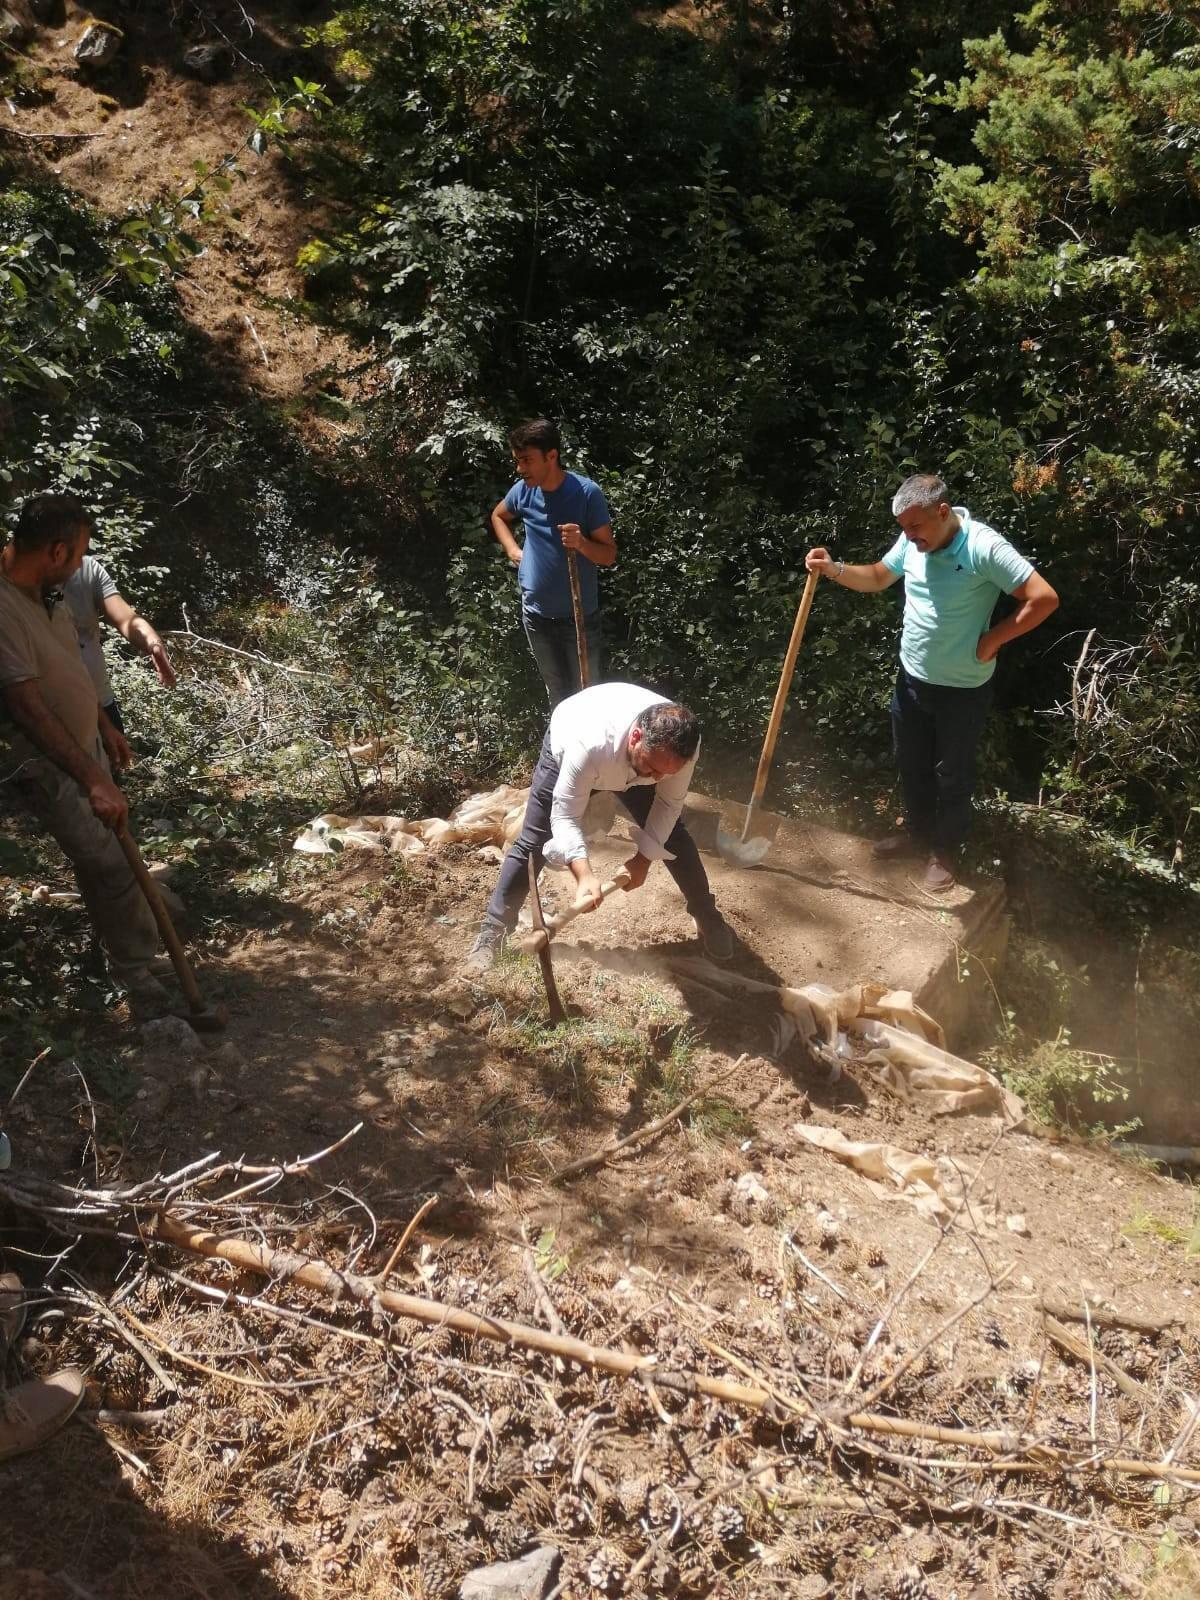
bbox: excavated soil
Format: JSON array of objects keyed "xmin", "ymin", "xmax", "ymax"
[{"xmin": 4, "ymin": 819, "xmax": 1197, "ymax": 1599}]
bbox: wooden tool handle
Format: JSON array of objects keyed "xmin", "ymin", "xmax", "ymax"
[
  {"xmin": 566, "ymin": 549, "xmax": 590, "ymax": 690},
  {"xmin": 521, "ymin": 865, "xmax": 632, "ymax": 953},
  {"xmin": 742, "ymin": 568, "xmax": 820, "ymax": 841},
  {"xmin": 118, "ymin": 830, "xmax": 205, "ymax": 1013}
]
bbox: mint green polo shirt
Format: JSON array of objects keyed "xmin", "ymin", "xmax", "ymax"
[{"xmin": 881, "ymin": 508, "xmax": 1034, "ymax": 689}]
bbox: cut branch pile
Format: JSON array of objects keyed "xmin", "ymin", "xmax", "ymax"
[{"xmin": 4, "ymin": 1127, "xmax": 1196, "ymax": 1598}]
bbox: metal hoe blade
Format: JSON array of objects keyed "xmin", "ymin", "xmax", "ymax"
[{"xmin": 528, "ymin": 857, "xmax": 567, "ymax": 1024}]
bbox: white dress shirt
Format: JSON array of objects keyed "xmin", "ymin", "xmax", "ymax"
[{"xmin": 545, "ymin": 682, "xmax": 697, "ymax": 867}]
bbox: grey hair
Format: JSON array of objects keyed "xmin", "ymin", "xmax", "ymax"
[
  {"xmin": 891, "ymin": 473, "xmax": 950, "ymax": 517},
  {"xmin": 634, "ymin": 702, "xmax": 700, "ymax": 762}
]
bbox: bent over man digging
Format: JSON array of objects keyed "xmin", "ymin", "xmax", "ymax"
[
  {"xmin": 469, "ymin": 682, "xmax": 735, "ymax": 969},
  {"xmin": 806, "ymin": 473, "xmax": 1058, "ymax": 892},
  {"xmin": 0, "ymin": 493, "xmax": 165, "ymax": 1009}
]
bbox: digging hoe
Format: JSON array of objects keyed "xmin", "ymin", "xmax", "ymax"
[
  {"xmin": 119, "ymin": 831, "xmax": 228, "ymax": 1032},
  {"xmin": 514, "ymin": 864, "xmax": 632, "ymax": 957},
  {"xmin": 717, "ymin": 568, "xmax": 820, "ymax": 868}
]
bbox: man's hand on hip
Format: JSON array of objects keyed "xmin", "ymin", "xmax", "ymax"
[
  {"xmin": 621, "ymin": 852, "xmax": 651, "ymax": 891},
  {"xmin": 88, "ymin": 775, "xmax": 128, "ymax": 833},
  {"xmin": 975, "ymin": 630, "xmax": 1001, "ymax": 663}
]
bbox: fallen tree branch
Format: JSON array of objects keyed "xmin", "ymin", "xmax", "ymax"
[
  {"xmin": 1041, "ymin": 1294, "xmax": 1184, "ymax": 1337},
  {"xmin": 1043, "ymin": 1314, "xmax": 1155, "ymax": 1408},
  {"xmin": 548, "ymin": 1058, "xmax": 744, "ymax": 1184},
  {"xmin": 152, "ymin": 1212, "xmax": 1200, "ymax": 1487}
]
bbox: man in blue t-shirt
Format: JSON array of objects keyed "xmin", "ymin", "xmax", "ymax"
[
  {"xmin": 806, "ymin": 473, "xmax": 1059, "ymax": 892},
  {"xmin": 489, "ymin": 417, "xmax": 616, "ymax": 706}
]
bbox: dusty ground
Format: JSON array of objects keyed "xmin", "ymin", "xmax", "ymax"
[{"xmin": 3, "ymin": 818, "xmax": 1198, "ymax": 1599}]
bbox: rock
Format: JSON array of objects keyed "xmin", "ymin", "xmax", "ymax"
[
  {"xmin": 204, "ymin": 1039, "xmax": 245, "ymax": 1073},
  {"xmin": 74, "ymin": 21, "xmax": 122, "ymax": 69},
  {"xmin": 460, "ymin": 1545, "xmax": 561, "ymax": 1600},
  {"xmin": 0, "ymin": 9, "xmax": 28, "ymax": 47},
  {"xmin": 139, "ymin": 1016, "xmax": 202, "ymax": 1057},
  {"xmin": 182, "ymin": 42, "xmax": 234, "ymax": 84},
  {"xmin": 135, "ymin": 1076, "xmax": 172, "ymax": 1120},
  {"xmin": 1005, "ymin": 1212, "xmax": 1031, "ymax": 1237},
  {"xmin": 1048, "ymin": 1150, "xmax": 1072, "ymax": 1171}
]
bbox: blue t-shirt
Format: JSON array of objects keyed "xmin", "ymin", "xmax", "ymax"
[
  {"xmin": 881, "ymin": 508, "xmax": 1034, "ymax": 689},
  {"xmin": 505, "ymin": 471, "xmax": 612, "ymax": 619}
]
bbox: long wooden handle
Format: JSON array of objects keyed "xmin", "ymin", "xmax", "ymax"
[
  {"xmin": 566, "ymin": 549, "xmax": 590, "ymax": 689},
  {"xmin": 519, "ymin": 865, "xmax": 632, "ymax": 953},
  {"xmin": 118, "ymin": 830, "xmax": 205, "ymax": 1013},
  {"xmin": 742, "ymin": 568, "xmax": 820, "ymax": 841}
]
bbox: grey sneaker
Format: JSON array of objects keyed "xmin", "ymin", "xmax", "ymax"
[
  {"xmin": 695, "ymin": 915, "xmax": 735, "ymax": 962},
  {"xmin": 0, "ymin": 1368, "xmax": 85, "ymax": 1461},
  {"xmin": 466, "ymin": 922, "xmax": 507, "ymax": 974},
  {"xmin": 923, "ymin": 853, "xmax": 957, "ymax": 893}
]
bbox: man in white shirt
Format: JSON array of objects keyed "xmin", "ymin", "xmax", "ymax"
[{"xmin": 469, "ymin": 682, "xmax": 735, "ymax": 968}]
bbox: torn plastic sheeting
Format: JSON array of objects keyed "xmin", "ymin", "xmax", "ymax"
[
  {"xmin": 293, "ymin": 784, "xmax": 529, "ymax": 857},
  {"xmin": 793, "ymin": 1123, "xmax": 972, "ymax": 1227},
  {"xmin": 854, "ymin": 1018, "xmax": 1024, "ymax": 1125},
  {"xmin": 293, "ymin": 786, "xmax": 621, "ymax": 859}
]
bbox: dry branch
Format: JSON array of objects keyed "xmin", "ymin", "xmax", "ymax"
[
  {"xmin": 1041, "ymin": 1294, "xmax": 1184, "ymax": 1336},
  {"xmin": 153, "ymin": 1213, "xmax": 1200, "ymax": 1487},
  {"xmin": 548, "ymin": 1057, "xmax": 743, "ymax": 1184}
]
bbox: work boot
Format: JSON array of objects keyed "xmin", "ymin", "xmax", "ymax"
[
  {"xmin": 0, "ymin": 1273, "xmax": 26, "ymax": 1358},
  {"xmin": 871, "ymin": 831, "xmax": 924, "ymax": 861},
  {"xmin": 923, "ymin": 853, "xmax": 957, "ymax": 893},
  {"xmin": 0, "ymin": 1368, "xmax": 85, "ymax": 1461},
  {"xmin": 694, "ymin": 914, "xmax": 735, "ymax": 962},
  {"xmin": 466, "ymin": 921, "xmax": 507, "ymax": 975}
]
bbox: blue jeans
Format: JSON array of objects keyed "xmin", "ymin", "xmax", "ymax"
[
  {"xmin": 483, "ymin": 730, "xmax": 718, "ymax": 933},
  {"xmin": 522, "ymin": 605, "xmax": 602, "ymax": 707},
  {"xmin": 891, "ymin": 664, "xmax": 993, "ymax": 857}
]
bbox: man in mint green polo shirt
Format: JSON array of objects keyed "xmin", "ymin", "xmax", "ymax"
[{"xmin": 806, "ymin": 474, "xmax": 1058, "ymax": 891}]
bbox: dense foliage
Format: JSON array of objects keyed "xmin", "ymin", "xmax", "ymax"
[{"xmin": 2, "ymin": 0, "xmax": 1198, "ymax": 870}]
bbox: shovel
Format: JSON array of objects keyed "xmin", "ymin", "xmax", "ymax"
[{"xmin": 716, "ymin": 568, "xmax": 820, "ymax": 868}]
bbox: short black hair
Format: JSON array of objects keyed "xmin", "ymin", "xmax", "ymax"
[
  {"xmin": 13, "ymin": 492, "xmax": 94, "ymax": 553},
  {"xmin": 508, "ymin": 418, "xmax": 562, "ymax": 457},
  {"xmin": 634, "ymin": 702, "xmax": 700, "ymax": 762}
]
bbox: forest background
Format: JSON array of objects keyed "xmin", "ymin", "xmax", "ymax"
[{"xmin": 2, "ymin": 0, "xmax": 1199, "ymax": 925}]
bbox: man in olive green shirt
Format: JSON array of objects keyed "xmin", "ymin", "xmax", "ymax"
[{"xmin": 0, "ymin": 493, "xmax": 162, "ymax": 1002}]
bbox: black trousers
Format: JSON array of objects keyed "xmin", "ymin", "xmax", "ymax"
[
  {"xmin": 891, "ymin": 663, "xmax": 993, "ymax": 856},
  {"xmin": 483, "ymin": 730, "xmax": 718, "ymax": 932}
]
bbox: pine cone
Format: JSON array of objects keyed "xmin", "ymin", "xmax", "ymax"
[
  {"xmin": 587, "ymin": 1544, "xmax": 627, "ymax": 1593},
  {"xmin": 865, "ymin": 1243, "xmax": 886, "ymax": 1268},
  {"xmin": 419, "ymin": 1542, "xmax": 459, "ymax": 1599},
  {"xmin": 488, "ymin": 1511, "xmax": 537, "ymax": 1561},
  {"xmin": 817, "ymin": 1212, "xmax": 840, "ymax": 1249},
  {"xmin": 555, "ymin": 1488, "xmax": 592, "ymax": 1534},
  {"xmin": 102, "ymin": 1350, "xmax": 146, "ymax": 1410},
  {"xmin": 893, "ymin": 1565, "xmax": 931, "ymax": 1600},
  {"xmin": 387, "ymin": 1501, "xmax": 424, "ymax": 1558},
  {"xmin": 731, "ymin": 1246, "xmax": 755, "ymax": 1280},
  {"xmin": 616, "ymin": 1475, "xmax": 649, "ymax": 1522},
  {"xmin": 982, "ymin": 1317, "xmax": 1009, "ymax": 1350},
  {"xmin": 710, "ymin": 1502, "xmax": 745, "ymax": 1547},
  {"xmin": 526, "ymin": 1436, "xmax": 561, "ymax": 1476},
  {"xmin": 615, "ymin": 1384, "xmax": 652, "ymax": 1428},
  {"xmin": 646, "ymin": 1484, "xmax": 678, "ymax": 1529},
  {"xmin": 645, "ymin": 1550, "xmax": 680, "ymax": 1594}
]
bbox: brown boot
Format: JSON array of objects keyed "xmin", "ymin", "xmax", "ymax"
[
  {"xmin": 923, "ymin": 853, "xmax": 957, "ymax": 893},
  {"xmin": 0, "ymin": 1368, "xmax": 85, "ymax": 1460},
  {"xmin": 0, "ymin": 1272, "xmax": 26, "ymax": 1358}
]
